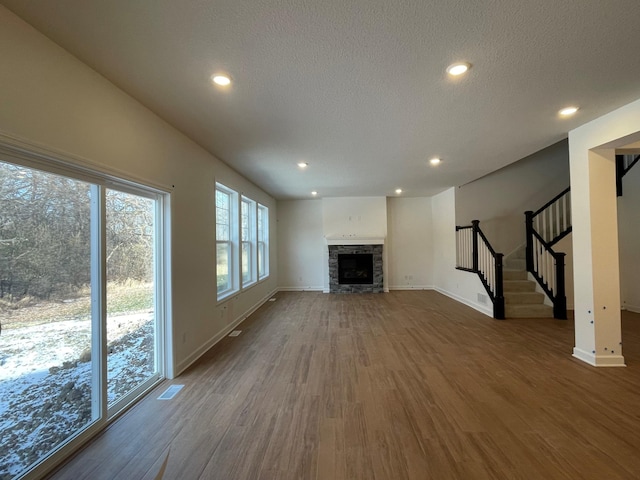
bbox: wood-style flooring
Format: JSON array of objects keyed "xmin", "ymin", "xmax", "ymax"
[{"xmin": 47, "ymin": 291, "xmax": 640, "ymax": 480}]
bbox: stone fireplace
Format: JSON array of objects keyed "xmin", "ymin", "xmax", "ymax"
[{"xmin": 328, "ymin": 244, "xmax": 383, "ymax": 293}]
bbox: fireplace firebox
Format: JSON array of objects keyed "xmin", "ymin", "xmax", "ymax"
[{"xmin": 338, "ymin": 254, "xmax": 373, "ymax": 284}]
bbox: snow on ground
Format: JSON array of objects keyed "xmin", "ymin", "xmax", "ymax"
[{"xmin": 0, "ymin": 313, "xmax": 154, "ymax": 479}]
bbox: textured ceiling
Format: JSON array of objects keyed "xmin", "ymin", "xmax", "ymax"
[{"xmin": 3, "ymin": 0, "xmax": 640, "ymax": 199}]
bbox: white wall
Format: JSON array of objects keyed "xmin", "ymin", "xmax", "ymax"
[
  {"xmin": 277, "ymin": 196, "xmax": 436, "ymax": 293},
  {"xmin": 431, "ymin": 188, "xmax": 493, "ymax": 317},
  {"xmin": 455, "ymin": 140, "xmax": 570, "ymax": 256},
  {"xmin": 568, "ymin": 97, "xmax": 640, "ymax": 367},
  {"xmin": 0, "ymin": 7, "xmax": 278, "ymax": 376},
  {"xmin": 553, "ymin": 234, "xmax": 574, "ymax": 310},
  {"xmin": 276, "ymin": 200, "xmax": 324, "ymax": 290},
  {"xmin": 386, "ymin": 197, "xmax": 434, "ymax": 289},
  {"xmin": 322, "ymin": 196, "xmax": 387, "ymax": 238},
  {"xmin": 618, "ymin": 157, "xmax": 640, "ymax": 312}
]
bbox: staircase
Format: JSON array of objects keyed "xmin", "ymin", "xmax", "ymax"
[
  {"xmin": 503, "ymin": 269, "xmax": 553, "ymax": 318},
  {"xmin": 503, "ymin": 245, "xmax": 553, "ymax": 318},
  {"xmin": 455, "ymin": 153, "xmax": 639, "ymax": 321}
]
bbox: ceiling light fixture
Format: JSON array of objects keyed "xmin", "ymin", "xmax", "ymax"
[
  {"xmin": 395, "ymin": 188, "xmax": 402, "ymax": 194},
  {"xmin": 446, "ymin": 62, "xmax": 471, "ymax": 76},
  {"xmin": 311, "ymin": 191, "xmax": 318, "ymax": 196},
  {"xmin": 211, "ymin": 74, "xmax": 231, "ymax": 86},
  {"xmin": 559, "ymin": 106, "xmax": 579, "ymax": 117},
  {"xmin": 297, "ymin": 162, "xmax": 308, "ymax": 168},
  {"xmin": 430, "ymin": 157, "xmax": 441, "ymax": 166}
]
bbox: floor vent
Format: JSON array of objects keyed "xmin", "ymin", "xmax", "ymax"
[
  {"xmin": 158, "ymin": 384, "xmax": 184, "ymax": 400},
  {"xmin": 228, "ymin": 330, "xmax": 242, "ymax": 337},
  {"xmin": 268, "ymin": 298, "xmax": 276, "ymax": 302}
]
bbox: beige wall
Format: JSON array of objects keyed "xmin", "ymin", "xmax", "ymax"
[
  {"xmin": 386, "ymin": 197, "xmax": 434, "ymax": 289},
  {"xmin": 277, "ymin": 200, "xmax": 324, "ymax": 290},
  {"xmin": 0, "ymin": 6, "xmax": 278, "ymax": 376}
]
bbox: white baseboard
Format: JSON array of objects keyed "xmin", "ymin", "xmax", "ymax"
[
  {"xmin": 278, "ymin": 286, "xmax": 324, "ymax": 292},
  {"xmin": 572, "ymin": 347, "xmax": 626, "ymax": 367},
  {"xmin": 433, "ymin": 287, "xmax": 494, "ymax": 318},
  {"xmin": 175, "ymin": 288, "xmax": 278, "ymax": 376},
  {"xmin": 388, "ymin": 285, "xmax": 434, "ymax": 291},
  {"xmin": 623, "ymin": 304, "xmax": 640, "ymax": 313}
]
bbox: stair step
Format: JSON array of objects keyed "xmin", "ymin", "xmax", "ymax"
[
  {"xmin": 504, "ymin": 258, "xmax": 526, "ymax": 270},
  {"xmin": 506, "ymin": 304, "xmax": 553, "ymax": 318},
  {"xmin": 503, "ymin": 270, "xmax": 527, "ymax": 281},
  {"xmin": 503, "ymin": 280, "xmax": 536, "ymax": 292},
  {"xmin": 504, "ymin": 291, "xmax": 545, "ymax": 304}
]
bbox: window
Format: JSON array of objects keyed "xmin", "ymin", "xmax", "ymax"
[
  {"xmin": 241, "ymin": 196, "xmax": 257, "ymax": 287},
  {"xmin": 216, "ymin": 183, "xmax": 238, "ymax": 299},
  {"xmin": 0, "ymin": 157, "xmax": 166, "ymax": 480},
  {"xmin": 257, "ymin": 203, "xmax": 269, "ymax": 280}
]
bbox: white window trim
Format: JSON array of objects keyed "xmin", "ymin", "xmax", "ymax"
[
  {"xmin": 216, "ymin": 182, "xmax": 239, "ymax": 301},
  {"xmin": 257, "ymin": 203, "xmax": 270, "ymax": 281},
  {"xmin": 241, "ymin": 196, "xmax": 257, "ymax": 289}
]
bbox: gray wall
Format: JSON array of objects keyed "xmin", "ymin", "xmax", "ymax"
[{"xmin": 455, "ymin": 140, "xmax": 570, "ymax": 256}]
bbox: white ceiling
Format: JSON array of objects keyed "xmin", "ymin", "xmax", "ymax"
[{"xmin": 3, "ymin": 0, "xmax": 640, "ymax": 199}]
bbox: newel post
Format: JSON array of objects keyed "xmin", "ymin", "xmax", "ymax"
[
  {"xmin": 616, "ymin": 154, "xmax": 624, "ymax": 197},
  {"xmin": 554, "ymin": 252, "xmax": 567, "ymax": 319},
  {"xmin": 494, "ymin": 253, "xmax": 505, "ymax": 320},
  {"xmin": 471, "ymin": 220, "xmax": 479, "ymax": 273},
  {"xmin": 525, "ymin": 211, "xmax": 534, "ymax": 272}
]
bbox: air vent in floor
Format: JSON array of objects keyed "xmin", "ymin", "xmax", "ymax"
[
  {"xmin": 157, "ymin": 384, "xmax": 184, "ymax": 400},
  {"xmin": 228, "ymin": 330, "xmax": 242, "ymax": 337}
]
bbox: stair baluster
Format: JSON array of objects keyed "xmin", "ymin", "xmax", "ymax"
[
  {"xmin": 525, "ymin": 187, "xmax": 571, "ymax": 319},
  {"xmin": 456, "ymin": 220, "xmax": 505, "ymax": 320}
]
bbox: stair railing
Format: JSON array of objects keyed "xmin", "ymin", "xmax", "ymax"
[
  {"xmin": 525, "ymin": 188, "xmax": 570, "ymax": 319},
  {"xmin": 456, "ymin": 220, "xmax": 505, "ymax": 319}
]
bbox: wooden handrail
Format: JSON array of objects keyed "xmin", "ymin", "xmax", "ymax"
[
  {"xmin": 532, "ymin": 186, "xmax": 570, "ymax": 218},
  {"xmin": 525, "ymin": 206, "xmax": 568, "ymax": 319}
]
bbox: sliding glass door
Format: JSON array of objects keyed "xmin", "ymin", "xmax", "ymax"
[
  {"xmin": 0, "ymin": 159, "xmax": 165, "ymax": 479},
  {"xmin": 105, "ymin": 188, "xmax": 160, "ymax": 409}
]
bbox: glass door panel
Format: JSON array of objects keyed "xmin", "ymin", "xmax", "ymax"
[
  {"xmin": 0, "ymin": 161, "xmax": 96, "ymax": 478},
  {"xmin": 105, "ymin": 189, "xmax": 157, "ymax": 407}
]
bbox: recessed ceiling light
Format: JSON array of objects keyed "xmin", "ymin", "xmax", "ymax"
[
  {"xmin": 311, "ymin": 191, "xmax": 318, "ymax": 196},
  {"xmin": 211, "ymin": 74, "xmax": 231, "ymax": 86},
  {"xmin": 559, "ymin": 106, "xmax": 579, "ymax": 117},
  {"xmin": 430, "ymin": 157, "xmax": 441, "ymax": 166},
  {"xmin": 446, "ymin": 62, "xmax": 471, "ymax": 76},
  {"xmin": 395, "ymin": 188, "xmax": 402, "ymax": 194},
  {"xmin": 297, "ymin": 162, "xmax": 308, "ymax": 168}
]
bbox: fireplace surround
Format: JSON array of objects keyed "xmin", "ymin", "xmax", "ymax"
[{"xmin": 328, "ymin": 244, "xmax": 383, "ymax": 293}]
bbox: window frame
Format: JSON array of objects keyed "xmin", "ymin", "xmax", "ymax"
[
  {"xmin": 240, "ymin": 196, "xmax": 257, "ymax": 288},
  {"xmin": 257, "ymin": 203, "xmax": 269, "ymax": 281},
  {"xmin": 215, "ymin": 182, "xmax": 239, "ymax": 300}
]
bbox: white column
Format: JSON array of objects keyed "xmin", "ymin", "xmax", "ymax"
[{"xmin": 570, "ymin": 148, "xmax": 624, "ymax": 366}]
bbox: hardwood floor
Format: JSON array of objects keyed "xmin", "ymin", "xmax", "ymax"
[{"xmin": 48, "ymin": 291, "xmax": 640, "ymax": 480}]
